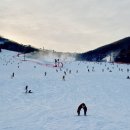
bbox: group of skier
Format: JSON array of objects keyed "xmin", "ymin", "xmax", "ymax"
[{"xmin": 54, "ymin": 59, "xmax": 63, "ymax": 68}]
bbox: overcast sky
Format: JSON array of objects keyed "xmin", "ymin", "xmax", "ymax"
[{"xmin": 0, "ymin": 0, "xmax": 130, "ymax": 52}]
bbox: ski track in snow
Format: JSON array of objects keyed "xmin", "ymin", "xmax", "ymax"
[{"xmin": 0, "ymin": 50, "xmax": 130, "ymax": 130}]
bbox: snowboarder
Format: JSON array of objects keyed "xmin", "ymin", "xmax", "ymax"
[
  {"xmin": 28, "ymin": 90, "xmax": 32, "ymax": 93},
  {"xmin": 77, "ymin": 103, "xmax": 87, "ymax": 116}
]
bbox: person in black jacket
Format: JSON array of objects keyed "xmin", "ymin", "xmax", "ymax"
[
  {"xmin": 25, "ymin": 85, "xmax": 28, "ymax": 93},
  {"xmin": 28, "ymin": 90, "xmax": 32, "ymax": 93},
  {"xmin": 77, "ymin": 103, "xmax": 87, "ymax": 116}
]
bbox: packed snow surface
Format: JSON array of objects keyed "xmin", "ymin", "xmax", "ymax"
[{"xmin": 0, "ymin": 49, "xmax": 130, "ymax": 130}]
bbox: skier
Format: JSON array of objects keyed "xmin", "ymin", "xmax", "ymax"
[
  {"xmin": 62, "ymin": 75, "xmax": 65, "ymax": 81},
  {"xmin": 77, "ymin": 103, "xmax": 87, "ymax": 116},
  {"xmin": 25, "ymin": 85, "xmax": 28, "ymax": 93},
  {"xmin": 12, "ymin": 72, "xmax": 14, "ymax": 77},
  {"xmin": 54, "ymin": 59, "xmax": 57, "ymax": 67},
  {"xmin": 64, "ymin": 71, "xmax": 66, "ymax": 75},
  {"xmin": 57, "ymin": 59, "xmax": 60, "ymax": 67},
  {"xmin": 11, "ymin": 72, "xmax": 14, "ymax": 79},
  {"xmin": 45, "ymin": 72, "xmax": 47, "ymax": 76}
]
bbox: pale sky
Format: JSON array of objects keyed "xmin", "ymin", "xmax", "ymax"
[{"xmin": 0, "ymin": 0, "xmax": 130, "ymax": 52}]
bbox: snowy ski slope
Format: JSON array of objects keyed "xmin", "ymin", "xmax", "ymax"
[{"xmin": 0, "ymin": 49, "xmax": 130, "ymax": 130}]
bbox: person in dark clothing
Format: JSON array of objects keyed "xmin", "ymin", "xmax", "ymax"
[
  {"xmin": 54, "ymin": 59, "xmax": 57, "ymax": 67},
  {"xmin": 62, "ymin": 75, "xmax": 65, "ymax": 81},
  {"xmin": 77, "ymin": 103, "xmax": 87, "ymax": 116},
  {"xmin": 64, "ymin": 71, "xmax": 66, "ymax": 75},
  {"xmin": 25, "ymin": 85, "xmax": 28, "ymax": 93},
  {"xmin": 28, "ymin": 90, "xmax": 32, "ymax": 93},
  {"xmin": 11, "ymin": 72, "xmax": 15, "ymax": 79}
]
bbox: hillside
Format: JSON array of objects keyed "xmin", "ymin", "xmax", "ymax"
[
  {"xmin": 0, "ymin": 36, "xmax": 76, "ymax": 60},
  {"xmin": 0, "ymin": 49, "xmax": 130, "ymax": 130},
  {"xmin": 0, "ymin": 36, "xmax": 38, "ymax": 53},
  {"xmin": 77, "ymin": 37, "xmax": 130, "ymax": 63}
]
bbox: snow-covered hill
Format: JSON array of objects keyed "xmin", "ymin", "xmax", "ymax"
[{"xmin": 0, "ymin": 49, "xmax": 130, "ymax": 130}]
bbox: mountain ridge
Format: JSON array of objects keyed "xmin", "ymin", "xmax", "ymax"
[
  {"xmin": 76, "ymin": 37, "xmax": 130, "ymax": 63},
  {"xmin": 0, "ymin": 36, "xmax": 39, "ymax": 53}
]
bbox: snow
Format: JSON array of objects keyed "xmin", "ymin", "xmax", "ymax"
[{"xmin": 0, "ymin": 49, "xmax": 130, "ymax": 130}]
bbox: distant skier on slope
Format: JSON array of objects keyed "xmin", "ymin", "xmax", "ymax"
[
  {"xmin": 77, "ymin": 103, "xmax": 87, "ymax": 116},
  {"xmin": 11, "ymin": 72, "xmax": 15, "ymax": 79},
  {"xmin": 54, "ymin": 59, "xmax": 57, "ymax": 67},
  {"xmin": 62, "ymin": 75, "xmax": 65, "ymax": 81},
  {"xmin": 25, "ymin": 85, "xmax": 28, "ymax": 93},
  {"xmin": 64, "ymin": 71, "xmax": 66, "ymax": 75}
]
